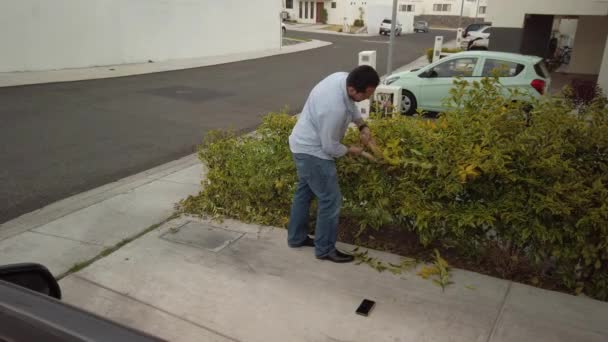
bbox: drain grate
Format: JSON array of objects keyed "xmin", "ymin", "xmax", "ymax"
[{"xmin": 161, "ymin": 221, "xmax": 244, "ymax": 252}]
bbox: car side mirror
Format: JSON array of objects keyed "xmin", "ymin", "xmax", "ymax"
[
  {"xmin": 0, "ymin": 263, "xmax": 61, "ymax": 299},
  {"xmin": 420, "ymin": 69, "xmax": 437, "ymax": 78}
]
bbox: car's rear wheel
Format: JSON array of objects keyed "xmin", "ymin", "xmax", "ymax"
[{"xmin": 401, "ymin": 90, "xmax": 417, "ymax": 116}]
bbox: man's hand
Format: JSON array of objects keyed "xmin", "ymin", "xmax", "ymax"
[
  {"xmin": 347, "ymin": 146, "xmax": 364, "ymax": 156},
  {"xmin": 359, "ymin": 126, "xmax": 372, "ymax": 146}
]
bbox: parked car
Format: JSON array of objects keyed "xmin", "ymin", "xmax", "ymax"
[
  {"xmin": 468, "ymin": 37, "xmax": 489, "ymax": 50},
  {"xmin": 463, "ymin": 22, "xmax": 491, "ymax": 38},
  {"xmin": 468, "ymin": 26, "xmax": 491, "ymax": 39},
  {"xmin": 0, "ymin": 263, "xmax": 164, "ymax": 341},
  {"xmin": 384, "ymin": 51, "xmax": 551, "ymax": 115},
  {"xmin": 462, "ymin": 26, "xmax": 491, "ymax": 49},
  {"xmin": 414, "ymin": 21, "xmax": 429, "ymax": 33},
  {"xmin": 379, "ymin": 19, "xmax": 402, "ymax": 36}
]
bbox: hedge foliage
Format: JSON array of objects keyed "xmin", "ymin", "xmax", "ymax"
[{"xmin": 180, "ymin": 78, "xmax": 608, "ymax": 301}]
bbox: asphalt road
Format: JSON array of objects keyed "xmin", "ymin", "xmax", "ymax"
[{"xmin": 0, "ymin": 29, "xmax": 451, "ymax": 224}]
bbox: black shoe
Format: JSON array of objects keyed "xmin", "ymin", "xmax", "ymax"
[
  {"xmin": 289, "ymin": 236, "xmax": 315, "ymax": 248},
  {"xmin": 316, "ymin": 249, "xmax": 354, "ymax": 263}
]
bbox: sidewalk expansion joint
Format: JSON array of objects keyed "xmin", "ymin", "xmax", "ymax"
[
  {"xmin": 56, "ymin": 214, "xmax": 179, "ymax": 280},
  {"xmin": 72, "ymin": 274, "xmax": 243, "ymax": 342},
  {"xmin": 486, "ymin": 281, "xmax": 513, "ymax": 342}
]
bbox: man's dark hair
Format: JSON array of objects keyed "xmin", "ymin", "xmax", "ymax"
[{"xmin": 347, "ymin": 65, "xmax": 380, "ymax": 93}]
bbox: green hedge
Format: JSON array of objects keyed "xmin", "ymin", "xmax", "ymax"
[{"xmin": 180, "ymin": 78, "xmax": 608, "ymax": 301}]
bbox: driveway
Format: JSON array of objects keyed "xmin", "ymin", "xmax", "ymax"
[{"xmin": 0, "ymin": 30, "xmax": 452, "ymax": 224}]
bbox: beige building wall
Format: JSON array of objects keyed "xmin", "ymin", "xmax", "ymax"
[{"xmin": 568, "ymin": 16, "xmax": 608, "ymax": 75}]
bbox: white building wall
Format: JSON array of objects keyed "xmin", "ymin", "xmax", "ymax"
[
  {"xmin": 487, "ymin": 0, "xmax": 608, "ymax": 28},
  {"xmin": 320, "ymin": 0, "xmax": 489, "ymax": 26},
  {"xmin": 0, "ymin": 0, "xmax": 281, "ymax": 73},
  {"xmin": 367, "ymin": 4, "xmax": 415, "ymax": 34}
]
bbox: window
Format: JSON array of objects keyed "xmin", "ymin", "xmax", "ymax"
[
  {"xmin": 310, "ymin": 2, "xmax": 314, "ymax": 19},
  {"xmin": 479, "ymin": 6, "xmax": 487, "ymax": 14},
  {"xmin": 299, "ymin": 1, "xmax": 302, "ymax": 18},
  {"xmin": 286, "ymin": 0, "xmax": 293, "ymax": 9},
  {"xmin": 399, "ymin": 4, "xmax": 414, "ymax": 12},
  {"xmin": 482, "ymin": 59, "xmax": 525, "ymax": 77},
  {"xmin": 534, "ymin": 62, "xmax": 549, "ymax": 78},
  {"xmin": 433, "ymin": 4, "xmax": 451, "ymax": 12},
  {"xmin": 332, "ymin": 2, "xmax": 337, "ymax": 8},
  {"xmin": 431, "ymin": 58, "xmax": 478, "ymax": 77},
  {"xmin": 304, "ymin": 1, "xmax": 308, "ymax": 18}
]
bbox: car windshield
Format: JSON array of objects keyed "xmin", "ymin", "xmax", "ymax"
[
  {"xmin": 416, "ymin": 21, "xmax": 426, "ymax": 25},
  {"xmin": 382, "ymin": 19, "xmax": 391, "ymax": 24}
]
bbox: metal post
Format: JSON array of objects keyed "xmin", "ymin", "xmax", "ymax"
[
  {"xmin": 475, "ymin": 0, "xmax": 480, "ymax": 18},
  {"xmin": 458, "ymin": 0, "xmax": 465, "ymax": 29},
  {"xmin": 432, "ymin": 36, "xmax": 444, "ymax": 63},
  {"xmin": 386, "ymin": 0, "xmax": 398, "ymax": 75}
]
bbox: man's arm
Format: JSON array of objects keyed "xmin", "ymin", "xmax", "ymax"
[
  {"xmin": 353, "ymin": 117, "xmax": 372, "ymax": 146},
  {"xmin": 318, "ymin": 112, "xmax": 363, "ymax": 158}
]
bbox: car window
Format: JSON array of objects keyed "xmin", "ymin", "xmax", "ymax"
[
  {"xmin": 382, "ymin": 19, "xmax": 391, "ymax": 24},
  {"xmin": 431, "ymin": 58, "xmax": 478, "ymax": 77},
  {"xmin": 482, "ymin": 59, "xmax": 525, "ymax": 77},
  {"xmin": 534, "ymin": 62, "xmax": 549, "ymax": 78}
]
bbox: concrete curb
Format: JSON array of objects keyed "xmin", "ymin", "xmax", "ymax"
[
  {"xmin": 288, "ymin": 26, "xmax": 377, "ymax": 37},
  {"xmin": 0, "ymin": 40, "xmax": 332, "ymax": 87}
]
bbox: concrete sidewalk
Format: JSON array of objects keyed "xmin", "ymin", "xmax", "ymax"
[
  {"xmin": 0, "ymin": 154, "xmax": 204, "ymax": 277},
  {"xmin": 0, "ymin": 39, "xmax": 330, "ymax": 87},
  {"xmin": 59, "ymin": 216, "xmax": 608, "ymax": 342}
]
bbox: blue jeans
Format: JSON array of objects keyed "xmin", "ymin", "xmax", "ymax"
[{"xmin": 288, "ymin": 153, "xmax": 341, "ymax": 257}]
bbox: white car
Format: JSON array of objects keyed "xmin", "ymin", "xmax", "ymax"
[
  {"xmin": 468, "ymin": 26, "xmax": 491, "ymax": 39},
  {"xmin": 462, "ymin": 26, "xmax": 491, "ymax": 50},
  {"xmin": 384, "ymin": 51, "xmax": 551, "ymax": 115},
  {"xmin": 379, "ymin": 19, "xmax": 402, "ymax": 36},
  {"xmin": 468, "ymin": 37, "xmax": 489, "ymax": 50}
]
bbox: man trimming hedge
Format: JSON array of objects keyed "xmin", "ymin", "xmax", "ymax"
[{"xmin": 287, "ymin": 65, "xmax": 379, "ymax": 263}]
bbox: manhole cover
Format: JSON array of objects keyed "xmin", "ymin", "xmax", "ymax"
[{"xmin": 162, "ymin": 222, "xmax": 244, "ymax": 252}]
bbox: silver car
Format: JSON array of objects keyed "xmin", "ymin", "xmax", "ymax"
[{"xmin": 414, "ymin": 21, "xmax": 429, "ymax": 33}]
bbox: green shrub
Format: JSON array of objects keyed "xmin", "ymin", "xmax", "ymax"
[
  {"xmin": 321, "ymin": 8, "xmax": 328, "ymax": 25},
  {"xmin": 180, "ymin": 78, "xmax": 608, "ymax": 301},
  {"xmin": 353, "ymin": 19, "xmax": 364, "ymax": 27},
  {"xmin": 426, "ymin": 48, "xmax": 463, "ymax": 63}
]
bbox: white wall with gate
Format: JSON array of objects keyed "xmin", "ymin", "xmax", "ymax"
[
  {"xmin": 367, "ymin": 4, "xmax": 415, "ymax": 35},
  {"xmin": 0, "ymin": 0, "xmax": 281, "ymax": 72}
]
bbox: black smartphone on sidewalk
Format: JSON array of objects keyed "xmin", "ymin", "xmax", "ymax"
[{"xmin": 355, "ymin": 299, "xmax": 376, "ymax": 317}]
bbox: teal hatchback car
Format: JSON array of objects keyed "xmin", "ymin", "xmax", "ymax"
[{"xmin": 384, "ymin": 51, "xmax": 551, "ymax": 115}]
